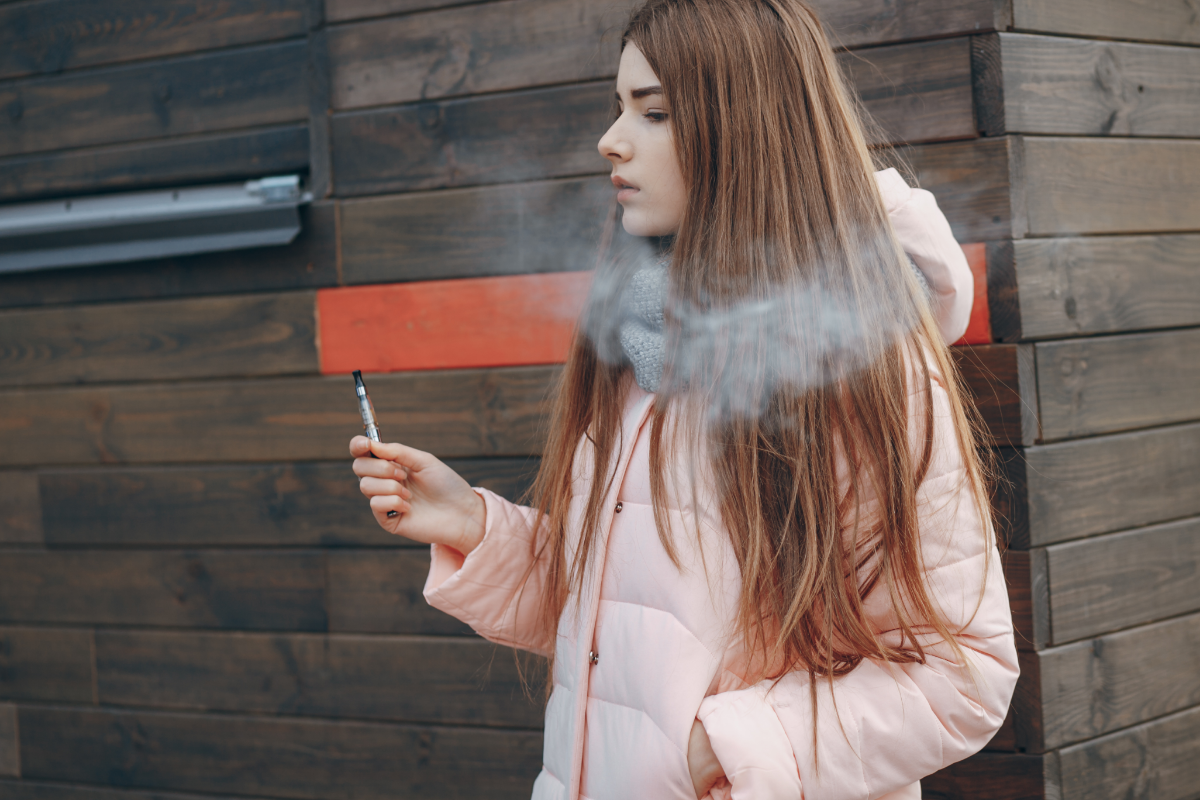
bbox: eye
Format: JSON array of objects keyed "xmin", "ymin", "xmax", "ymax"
[{"xmin": 644, "ymin": 111, "xmax": 668, "ymax": 123}]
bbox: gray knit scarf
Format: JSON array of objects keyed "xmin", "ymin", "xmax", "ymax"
[{"xmin": 618, "ymin": 256, "xmax": 929, "ymax": 393}]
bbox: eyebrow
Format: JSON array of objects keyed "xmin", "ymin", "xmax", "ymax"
[{"xmin": 615, "ymin": 85, "xmax": 663, "ymax": 102}]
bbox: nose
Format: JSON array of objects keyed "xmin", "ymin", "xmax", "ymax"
[{"xmin": 598, "ymin": 116, "xmax": 631, "ymax": 164}]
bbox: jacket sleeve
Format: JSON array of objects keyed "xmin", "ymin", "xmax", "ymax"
[
  {"xmin": 876, "ymin": 168, "xmax": 975, "ymax": 344},
  {"xmin": 696, "ymin": 359, "xmax": 1019, "ymax": 800},
  {"xmin": 423, "ymin": 487, "xmax": 554, "ymax": 656}
]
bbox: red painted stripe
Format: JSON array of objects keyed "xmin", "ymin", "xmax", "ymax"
[{"xmin": 318, "ymin": 243, "xmax": 990, "ymax": 374}]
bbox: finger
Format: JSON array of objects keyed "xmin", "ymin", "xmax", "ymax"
[
  {"xmin": 370, "ymin": 494, "xmax": 409, "ymax": 517},
  {"xmin": 366, "ymin": 439, "xmax": 431, "ymax": 471},
  {"xmin": 349, "ymin": 435, "xmax": 374, "ymax": 457},
  {"xmin": 352, "ymin": 457, "xmax": 408, "ymax": 480},
  {"xmin": 358, "ymin": 476, "xmax": 411, "ymax": 499}
]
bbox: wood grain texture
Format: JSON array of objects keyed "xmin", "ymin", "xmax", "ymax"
[
  {"xmin": 1007, "ymin": 234, "xmax": 1200, "ymax": 341},
  {"xmin": 985, "ymin": 33, "xmax": 1200, "ymax": 137},
  {"xmin": 818, "ymin": 0, "xmax": 1005, "ymax": 49},
  {"xmin": 1046, "ymin": 517, "xmax": 1200, "ymax": 645},
  {"xmin": 1003, "ymin": 549, "xmax": 1049, "ymax": 652},
  {"xmin": 319, "ymin": 273, "xmax": 591, "ymax": 373},
  {"xmin": 0, "ymin": 471, "xmax": 41, "ymax": 544},
  {"xmin": 0, "ymin": 366, "xmax": 557, "ymax": 467},
  {"xmin": 1034, "ymin": 612, "xmax": 1200, "ymax": 750},
  {"xmin": 1012, "ymin": 0, "xmax": 1200, "ymax": 45},
  {"xmin": 40, "ymin": 458, "xmax": 536, "ymax": 547},
  {"xmin": 991, "ymin": 446, "xmax": 1030, "ymax": 551},
  {"xmin": 327, "ymin": 549, "xmax": 474, "ymax": 635},
  {"xmin": 0, "ymin": 0, "xmax": 309, "ymax": 80},
  {"xmin": 0, "ymin": 201, "xmax": 337, "ymax": 310},
  {"xmin": 0, "ymin": 550, "xmax": 326, "ymax": 630},
  {"xmin": 1016, "ymin": 137, "xmax": 1200, "ymax": 236},
  {"xmin": 339, "ymin": 176, "xmax": 612, "ymax": 285},
  {"xmin": 18, "ymin": 705, "xmax": 544, "ymax": 799},
  {"xmin": 1025, "ymin": 422, "xmax": 1200, "ymax": 546},
  {"xmin": 0, "ymin": 781, "xmax": 271, "ymax": 800},
  {"xmin": 325, "ymin": 0, "xmax": 495, "ymax": 24},
  {"xmin": 1035, "ymin": 328, "xmax": 1200, "ymax": 441},
  {"xmin": 952, "ymin": 344, "xmax": 1039, "ymax": 447},
  {"xmin": 902, "ymin": 137, "xmax": 1014, "ymax": 243},
  {"xmin": 0, "ymin": 41, "xmax": 309, "ymax": 158},
  {"xmin": 1056, "ymin": 704, "xmax": 1200, "ymax": 800},
  {"xmin": 0, "ymin": 123, "xmax": 310, "ymax": 204},
  {"xmin": 329, "ymin": 0, "xmax": 626, "ymax": 109},
  {"xmin": 0, "ymin": 292, "xmax": 318, "ymax": 388},
  {"xmin": 0, "ymin": 626, "xmax": 93, "ymax": 704},
  {"xmin": 921, "ymin": 752, "xmax": 1047, "ymax": 800},
  {"xmin": 95, "ymin": 629, "xmax": 543, "ymax": 728},
  {"xmin": 0, "ymin": 703, "xmax": 15, "ymax": 777}
]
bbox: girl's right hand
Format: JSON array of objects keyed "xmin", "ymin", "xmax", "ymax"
[{"xmin": 350, "ymin": 435, "xmax": 486, "ymax": 556}]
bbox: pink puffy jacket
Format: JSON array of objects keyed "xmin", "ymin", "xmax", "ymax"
[{"xmin": 424, "ymin": 172, "xmax": 1015, "ymax": 800}]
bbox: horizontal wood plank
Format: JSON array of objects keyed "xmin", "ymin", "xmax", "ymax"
[
  {"xmin": 325, "ymin": 0, "xmax": 487, "ymax": 24},
  {"xmin": 1016, "ymin": 137, "xmax": 1200, "ymax": 237},
  {"xmin": 1035, "ymin": 328, "xmax": 1200, "ymax": 441},
  {"xmin": 327, "ymin": 549, "xmax": 473, "ymax": 635},
  {"xmin": 952, "ymin": 344, "xmax": 1039, "ymax": 447},
  {"xmin": 1025, "ymin": 422, "xmax": 1200, "ymax": 546},
  {"xmin": 0, "ymin": 471, "xmax": 41, "ymax": 544},
  {"xmin": 40, "ymin": 458, "xmax": 536, "ymax": 547},
  {"xmin": 1046, "ymin": 517, "xmax": 1200, "ymax": 645},
  {"xmin": 0, "ymin": 123, "xmax": 310, "ymax": 204},
  {"xmin": 0, "ymin": 41, "xmax": 308, "ymax": 158},
  {"xmin": 1056, "ymin": 704, "xmax": 1200, "ymax": 800},
  {"xmin": 921, "ymin": 752, "xmax": 1047, "ymax": 800},
  {"xmin": 1031, "ymin": 612, "xmax": 1200, "ymax": 750},
  {"xmin": 0, "ymin": 0, "xmax": 309, "ymax": 80},
  {"xmin": 95, "ymin": 629, "xmax": 543, "ymax": 728},
  {"xmin": 329, "ymin": 0, "xmax": 625, "ymax": 109},
  {"xmin": 1011, "ymin": 0, "xmax": 1200, "ymax": 45},
  {"xmin": 983, "ymin": 33, "xmax": 1200, "ymax": 137},
  {"xmin": 0, "ymin": 550, "xmax": 326, "ymax": 630},
  {"xmin": 902, "ymin": 137, "xmax": 1014, "ymax": 243},
  {"xmin": 0, "ymin": 703, "xmax": 15, "ymax": 777},
  {"xmin": 0, "ymin": 201, "xmax": 337, "ymax": 310},
  {"xmin": 0, "ymin": 781, "xmax": 270, "ymax": 799},
  {"xmin": 1005, "ymin": 234, "xmax": 1200, "ymax": 341},
  {"xmin": 0, "ymin": 292, "xmax": 318, "ymax": 388},
  {"xmin": 0, "ymin": 366, "xmax": 556, "ymax": 466},
  {"xmin": 340, "ymin": 176, "xmax": 612, "ymax": 285},
  {"xmin": 0, "ymin": 626, "xmax": 93, "ymax": 704},
  {"xmin": 18, "ymin": 705, "xmax": 544, "ymax": 799}
]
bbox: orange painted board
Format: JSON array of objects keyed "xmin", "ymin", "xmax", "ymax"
[
  {"xmin": 954, "ymin": 242, "xmax": 992, "ymax": 346},
  {"xmin": 318, "ymin": 272, "xmax": 592, "ymax": 374}
]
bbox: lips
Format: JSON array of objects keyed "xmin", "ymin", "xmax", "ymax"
[{"xmin": 612, "ymin": 175, "xmax": 638, "ymax": 201}]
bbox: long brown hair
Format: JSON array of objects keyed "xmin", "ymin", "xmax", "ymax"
[{"xmin": 528, "ymin": 0, "xmax": 991, "ymax": 721}]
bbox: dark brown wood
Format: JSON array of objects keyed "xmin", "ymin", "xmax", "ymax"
[
  {"xmin": 819, "ymin": 0, "xmax": 1005, "ymax": 49},
  {"xmin": 1011, "ymin": 0, "xmax": 1200, "ymax": 46},
  {"xmin": 327, "ymin": 549, "xmax": 474, "ymax": 635},
  {"xmin": 982, "ymin": 709, "xmax": 1017, "ymax": 752},
  {"xmin": 0, "ymin": 366, "xmax": 556, "ymax": 467},
  {"xmin": 1025, "ymin": 422, "xmax": 1200, "ymax": 547},
  {"xmin": 0, "ymin": 201, "xmax": 337, "ymax": 310},
  {"xmin": 0, "ymin": 0, "xmax": 309, "ymax": 80},
  {"xmin": 1033, "ymin": 612, "xmax": 1200, "ymax": 750},
  {"xmin": 95, "ymin": 629, "xmax": 543, "ymax": 728},
  {"xmin": 17, "ymin": 705, "xmax": 544, "ymax": 799},
  {"xmin": 331, "ymin": 81, "xmax": 612, "ymax": 196},
  {"xmin": 0, "ymin": 292, "xmax": 318, "ymax": 388},
  {"xmin": 325, "ymin": 0, "xmax": 493, "ymax": 24},
  {"xmin": 952, "ymin": 344, "xmax": 1039, "ymax": 447},
  {"xmin": 1017, "ymin": 137, "xmax": 1200, "ymax": 237},
  {"xmin": 981, "ymin": 34, "xmax": 1200, "ymax": 137},
  {"xmin": 1056, "ymin": 704, "xmax": 1200, "ymax": 800},
  {"xmin": 990, "ymin": 446, "xmax": 1030, "ymax": 551},
  {"xmin": 328, "ymin": 0, "xmax": 625, "ymax": 109},
  {"xmin": 840, "ymin": 37, "xmax": 976, "ymax": 145},
  {"xmin": 0, "ymin": 626, "xmax": 94, "ymax": 704},
  {"xmin": 1008, "ymin": 234, "xmax": 1200, "ymax": 341},
  {"xmin": 0, "ymin": 781, "xmax": 258, "ymax": 799},
  {"xmin": 0, "ymin": 703, "xmax": 17, "ymax": 777},
  {"xmin": 1011, "ymin": 649, "xmax": 1043, "ymax": 755},
  {"xmin": 0, "ymin": 41, "xmax": 309, "ymax": 158},
  {"xmin": 40, "ymin": 458, "xmax": 537, "ymax": 547},
  {"xmin": 0, "ymin": 550, "xmax": 326, "ymax": 630},
  {"xmin": 306, "ymin": 29, "xmax": 333, "ymax": 200},
  {"xmin": 1035, "ymin": 328, "xmax": 1200, "ymax": 441},
  {"xmin": 1047, "ymin": 517, "xmax": 1200, "ymax": 645},
  {"xmin": 0, "ymin": 471, "xmax": 41, "ymax": 544},
  {"xmin": 339, "ymin": 177, "xmax": 612, "ymax": 285},
  {"xmin": 921, "ymin": 752, "xmax": 1047, "ymax": 800},
  {"xmin": 901, "ymin": 137, "xmax": 1015, "ymax": 243},
  {"xmin": 1002, "ymin": 549, "xmax": 1048, "ymax": 651},
  {"xmin": 0, "ymin": 123, "xmax": 310, "ymax": 204}
]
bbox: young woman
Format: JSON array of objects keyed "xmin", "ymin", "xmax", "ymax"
[{"xmin": 350, "ymin": 1, "xmax": 1017, "ymax": 798}]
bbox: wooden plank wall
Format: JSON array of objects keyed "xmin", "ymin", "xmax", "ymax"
[{"xmin": 0, "ymin": 1, "xmax": 1196, "ymax": 798}]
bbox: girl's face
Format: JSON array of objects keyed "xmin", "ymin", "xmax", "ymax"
[{"xmin": 598, "ymin": 44, "xmax": 687, "ymax": 237}]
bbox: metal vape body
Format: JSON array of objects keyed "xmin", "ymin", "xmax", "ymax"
[{"xmin": 353, "ymin": 370, "xmax": 381, "ymax": 442}]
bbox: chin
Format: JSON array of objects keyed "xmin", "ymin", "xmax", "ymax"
[{"xmin": 620, "ymin": 210, "xmax": 673, "ymax": 238}]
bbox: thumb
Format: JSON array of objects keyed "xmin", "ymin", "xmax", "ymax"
[{"xmin": 367, "ymin": 438, "xmax": 431, "ymax": 470}]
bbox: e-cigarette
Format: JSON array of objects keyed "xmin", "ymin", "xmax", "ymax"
[{"xmin": 353, "ymin": 370, "xmax": 398, "ymax": 517}]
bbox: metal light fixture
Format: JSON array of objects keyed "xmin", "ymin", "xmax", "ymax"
[{"xmin": 0, "ymin": 174, "xmax": 312, "ymax": 274}]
